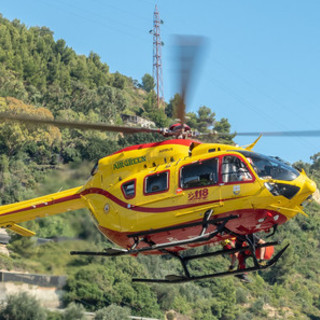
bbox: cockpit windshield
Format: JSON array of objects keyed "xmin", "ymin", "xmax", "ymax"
[{"xmin": 234, "ymin": 150, "xmax": 299, "ymax": 181}]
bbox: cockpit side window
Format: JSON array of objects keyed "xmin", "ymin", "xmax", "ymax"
[
  {"xmin": 145, "ymin": 171, "xmax": 169, "ymax": 195},
  {"xmin": 122, "ymin": 179, "xmax": 136, "ymax": 199},
  {"xmin": 222, "ymin": 155, "xmax": 253, "ymax": 183},
  {"xmin": 180, "ymin": 158, "xmax": 218, "ymax": 189}
]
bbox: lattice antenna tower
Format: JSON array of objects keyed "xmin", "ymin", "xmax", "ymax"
[{"xmin": 149, "ymin": 5, "xmax": 164, "ymax": 108}]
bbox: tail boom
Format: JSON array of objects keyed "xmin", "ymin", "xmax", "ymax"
[{"xmin": 0, "ymin": 186, "xmax": 86, "ymax": 235}]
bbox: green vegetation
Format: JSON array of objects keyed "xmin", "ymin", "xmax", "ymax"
[
  {"xmin": 0, "ymin": 293, "xmax": 90, "ymax": 320},
  {"xmin": 0, "ymin": 292, "xmax": 47, "ymax": 320},
  {"xmin": 94, "ymin": 305, "xmax": 131, "ymax": 320},
  {"xmin": 0, "ymin": 12, "xmax": 319, "ymax": 320}
]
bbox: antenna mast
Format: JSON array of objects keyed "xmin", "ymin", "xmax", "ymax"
[{"xmin": 150, "ymin": 5, "xmax": 164, "ymax": 108}]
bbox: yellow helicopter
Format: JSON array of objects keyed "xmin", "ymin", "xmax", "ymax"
[{"xmin": 0, "ymin": 36, "xmax": 317, "ymax": 283}]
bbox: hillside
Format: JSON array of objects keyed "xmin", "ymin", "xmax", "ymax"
[{"xmin": 0, "ymin": 13, "xmax": 320, "ymax": 320}]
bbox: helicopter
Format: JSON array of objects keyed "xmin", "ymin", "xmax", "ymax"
[{"xmin": 0, "ymin": 36, "xmax": 317, "ymax": 284}]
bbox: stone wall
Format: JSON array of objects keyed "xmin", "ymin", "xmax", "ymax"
[{"xmin": 0, "ymin": 271, "xmax": 66, "ymax": 288}]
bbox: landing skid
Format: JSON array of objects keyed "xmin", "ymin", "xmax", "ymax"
[
  {"xmin": 133, "ymin": 242, "xmax": 289, "ymax": 283},
  {"xmin": 70, "ymin": 210, "xmax": 288, "ymax": 283}
]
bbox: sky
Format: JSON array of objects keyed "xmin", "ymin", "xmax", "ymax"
[{"xmin": 1, "ymin": 0, "xmax": 320, "ymax": 164}]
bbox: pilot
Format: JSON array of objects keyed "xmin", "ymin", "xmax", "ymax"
[{"xmin": 237, "ymin": 158, "xmax": 253, "ymax": 181}]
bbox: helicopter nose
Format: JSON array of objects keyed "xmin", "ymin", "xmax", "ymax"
[{"xmin": 303, "ymin": 178, "xmax": 317, "ymax": 195}]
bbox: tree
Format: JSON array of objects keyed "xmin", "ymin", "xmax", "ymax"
[
  {"xmin": 213, "ymin": 117, "xmax": 235, "ymax": 144},
  {"xmin": 196, "ymin": 106, "xmax": 216, "ymax": 132},
  {"xmin": 112, "ymin": 72, "xmax": 125, "ymax": 89},
  {"xmin": 148, "ymin": 109, "xmax": 169, "ymax": 127},
  {"xmin": 142, "ymin": 91, "xmax": 157, "ymax": 113},
  {"xmin": 165, "ymin": 93, "xmax": 182, "ymax": 118},
  {"xmin": 0, "ymin": 292, "xmax": 46, "ymax": 320},
  {"xmin": 94, "ymin": 305, "xmax": 130, "ymax": 320},
  {"xmin": 62, "ymin": 303, "xmax": 86, "ymax": 320},
  {"xmin": 311, "ymin": 152, "xmax": 320, "ymax": 171},
  {"xmin": 0, "ymin": 97, "xmax": 61, "ymax": 156},
  {"xmin": 141, "ymin": 73, "xmax": 155, "ymax": 92},
  {"xmin": 186, "ymin": 106, "xmax": 215, "ymax": 133}
]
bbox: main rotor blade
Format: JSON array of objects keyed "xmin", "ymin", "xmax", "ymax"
[
  {"xmin": 175, "ymin": 35, "xmax": 207, "ymax": 126},
  {"xmin": 0, "ymin": 112, "xmax": 161, "ymax": 134},
  {"xmin": 200, "ymin": 129, "xmax": 320, "ymax": 139},
  {"xmin": 236, "ymin": 130, "xmax": 320, "ymax": 137}
]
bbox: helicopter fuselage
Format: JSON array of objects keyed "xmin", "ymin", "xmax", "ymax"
[{"xmin": 81, "ymin": 139, "xmax": 316, "ymax": 252}]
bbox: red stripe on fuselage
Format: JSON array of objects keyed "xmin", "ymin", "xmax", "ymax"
[
  {"xmin": 0, "ymin": 193, "xmax": 82, "ymax": 217},
  {"xmin": 81, "ymin": 188, "xmax": 243, "ymax": 213},
  {"xmin": 0, "ymin": 187, "xmax": 243, "ymax": 217}
]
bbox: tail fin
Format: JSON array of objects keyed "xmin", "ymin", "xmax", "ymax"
[{"xmin": 0, "ymin": 186, "xmax": 86, "ymax": 236}]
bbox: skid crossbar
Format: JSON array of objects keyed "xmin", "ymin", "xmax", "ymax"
[{"xmin": 132, "ymin": 243, "xmax": 289, "ymax": 284}]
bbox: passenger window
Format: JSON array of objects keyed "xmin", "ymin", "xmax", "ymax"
[
  {"xmin": 180, "ymin": 158, "xmax": 218, "ymax": 189},
  {"xmin": 222, "ymin": 155, "xmax": 252, "ymax": 183},
  {"xmin": 145, "ymin": 171, "xmax": 169, "ymax": 194},
  {"xmin": 122, "ymin": 180, "xmax": 136, "ymax": 199}
]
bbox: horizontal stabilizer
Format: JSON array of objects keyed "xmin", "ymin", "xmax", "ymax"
[{"xmin": 6, "ymin": 224, "xmax": 36, "ymax": 237}]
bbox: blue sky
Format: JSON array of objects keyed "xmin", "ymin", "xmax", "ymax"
[{"xmin": 1, "ymin": 0, "xmax": 320, "ymax": 163}]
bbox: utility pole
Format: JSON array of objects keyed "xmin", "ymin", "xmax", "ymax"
[{"xmin": 149, "ymin": 5, "xmax": 164, "ymax": 108}]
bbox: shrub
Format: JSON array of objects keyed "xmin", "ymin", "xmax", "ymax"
[
  {"xmin": 94, "ymin": 304, "xmax": 130, "ymax": 320},
  {"xmin": 0, "ymin": 292, "xmax": 46, "ymax": 320}
]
